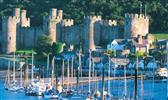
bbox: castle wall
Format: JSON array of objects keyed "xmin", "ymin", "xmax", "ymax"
[
  {"xmin": 21, "ymin": 26, "xmax": 43, "ymax": 48},
  {"xmin": 101, "ymin": 26, "xmax": 121, "ymax": 43},
  {"xmin": 94, "ymin": 22, "xmax": 101, "ymax": 45},
  {"xmin": 62, "ymin": 25, "xmax": 82, "ymax": 45}
]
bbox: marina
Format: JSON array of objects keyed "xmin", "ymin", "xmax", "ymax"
[{"xmin": 1, "ymin": 77, "xmax": 168, "ymax": 100}]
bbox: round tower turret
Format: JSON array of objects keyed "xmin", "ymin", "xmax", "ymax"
[
  {"xmin": 58, "ymin": 10, "xmax": 63, "ymax": 19},
  {"xmin": 84, "ymin": 16, "xmax": 102, "ymax": 52},
  {"xmin": 13, "ymin": 8, "xmax": 20, "ymax": 17},
  {"xmin": 49, "ymin": 8, "xmax": 57, "ymax": 18},
  {"xmin": 5, "ymin": 17, "xmax": 17, "ymax": 53},
  {"xmin": 21, "ymin": 10, "xmax": 30, "ymax": 27},
  {"xmin": 124, "ymin": 13, "xmax": 149, "ymax": 38}
]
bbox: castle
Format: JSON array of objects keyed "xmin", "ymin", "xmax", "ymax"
[{"xmin": 0, "ymin": 8, "xmax": 150, "ymax": 54}]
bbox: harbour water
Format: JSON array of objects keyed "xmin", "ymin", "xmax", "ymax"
[{"xmin": 0, "ymin": 79, "xmax": 167, "ymax": 100}]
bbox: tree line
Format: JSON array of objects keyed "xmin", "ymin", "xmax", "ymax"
[{"xmin": 0, "ymin": 0, "xmax": 168, "ymax": 32}]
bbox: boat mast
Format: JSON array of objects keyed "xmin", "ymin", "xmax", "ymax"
[
  {"xmin": 67, "ymin": 58, "xmax": 70, "ymax": 90},
  {"xmin": 51, "ymin": 57, "xmax": 55, "ymax": 85},
  {"xmin": 140, "ymin": 72, "xmax": 143, "ymax": 100},
  {"xmin": 31, "ymin": 51, "xmax": 34, "ymax": 82},
  {"xmin": 79, "ymin": 50, "xmax": 83, "ymax": 91},
  {"xmin": 108, "ymin": 56, "xmax": 111, "ymax": 94},
  {"xmin": 77, "ymin": 67, "xmax": 79, "ymax": 94},
  {"xmin": 74, "ymin": 69, "xmax": 76, "ymax": 91},
  {"xmin": 134, "ymin": 56, "xmax": 138, "ymax": 100},
  {"xmin": 62, "ymin": 59, "xmax": 64, "ymax": 89},
  {"xmin": 13, "ymin": 52, "xmax": 16, "ymax": 81},
  {"xmin": 101, "ymin": 67, "xmax": 105, "ymax": 100},
  {"xmin": 71, "ymin": 56, "xmax": 74, "ymax": 90},
  {"xmin": 92, "ymin": 58, "xmax": 95, "ymax": 91},
  {"xmin": 20, "ymin": 62, "xmax": 23, "ymax": 87},
  {"xmin": 7, "ymin": 61, "xmax": 10, "ymax": 86},
  {"xmin": 167, "ymin": 40, "xmax": 168, "ymax": 99},
  {"xmin": 95, "ymin": 70, "xmax": 98, "ymax": 91},
  {"xmin": 25, "ymin": 58, "xmax": 29, "ymax": 86},
  {"xmin": 89, "ymin": 50, "xmax": 92, "ymax": 93},
  {"xmin": 124, "ymin": 60, "xmax": 127, "ymax": 97},
  {"xmin": 47, "ymin": 53, "xmax": 50, "ymax": 78}
]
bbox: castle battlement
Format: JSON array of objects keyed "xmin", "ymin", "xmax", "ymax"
[
  {"xmin": 22, "ymin": 17, "xmax": 30, "ymax": 22},
  {"xmin": 62, "ymin": 19, "xmax": 74, "ymax": 27},
  {"xmin": 125, "ymin": 13, "xmax": 149, "ymax": 20},
  {"xmin": 87, "ymin": 16, "xmax": 102, "ymax": 22},
  {"xmin": 43, "ymin": 16, "xmax": 62, "ymax": 23},
  {"xmin": 48, "ymin": 16, "xmax": 62, "ymax": 22},
  {"xmin": 2, "ymin": 16, "xmax": 20, "ymax": 22},
  {"xmin": 103, "ymin": 19, "xmax": 117, "ymax": 26}
]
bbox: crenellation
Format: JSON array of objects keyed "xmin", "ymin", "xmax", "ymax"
[
  {"xmin": 103, "ymin": 20, "xmax": 117, "ymax": 26},
  {"xmin": 125, "ymin": 13, "xmax": 149, "ymax": 20},
  {"xmin": 21, "ymin": 10, "xmax": 27, "ymax": 18},
  {"xmin": 2, "ymin": 16, "xmax": 20, "ymax": 23},
  {"xmin": 124, "ymin": 13, "xmax": 149, "ymax": 38},
  {"xmin": 20, "ymin": 9, "xmax": 30, "ymax": 27},
  {"xmin": 87, "ymin": 16, "xmax": 102, "ymax": 22},
  {"xmin": 58, "ymin": 10, "xmax": 63, "ymax": 20},
  {"xmin": 49, "ymin": 8, "xmax": 57, "ymax": 18},
  {"xmin": 13, "ymin": 8, "xmax": 20, "ymax": 17},
  {"xmin": 62, "ymin": 19, "xmax": 74, "ymax": 27}
]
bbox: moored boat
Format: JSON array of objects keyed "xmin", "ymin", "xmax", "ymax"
[{"xmin": 155, "ymin": 68, "xmax": 168, "ymax": 79}]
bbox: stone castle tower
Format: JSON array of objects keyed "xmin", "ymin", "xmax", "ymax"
[
  {"xmin": 84, "ymin": 16, "xmax": 102, "ymax": 52},
  {"xmin": 2, "ymin": 8, "xmax": 30, "ymax": 53},
  {"xmin": 124, "ymin": 13, "xmax": 149, "ymax": 38},
  {"xmin": 43, "ymin": 8, "xmax": 62, "ymax": 43},
  {"xmin": 43, "ymin": 8, "xmax": 74, "ymax": 43}
]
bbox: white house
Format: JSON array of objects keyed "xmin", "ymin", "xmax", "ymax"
[{"xmin": 107, "ymin": 40, "xmax": 124, "ymax": 51}]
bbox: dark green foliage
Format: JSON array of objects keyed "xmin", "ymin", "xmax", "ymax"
[
  {"xmin": 104, "ymin": 49, "xmax": 115, "ymax": 57},
  {"xmin": 51, "ymin": 42, "xmax": 65, "ymax": 55},
  {"xmin": 0, "ymin": 0, "xmax": 168, "ymax": 32},
  {"xmin": 36, "ymin": 34, "xmax": 52, "ymax": 56}
]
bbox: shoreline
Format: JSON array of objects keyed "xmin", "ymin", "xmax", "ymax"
[{"xmin": 0, "ymin": 70, "xmax": 145, "ymax": 86}]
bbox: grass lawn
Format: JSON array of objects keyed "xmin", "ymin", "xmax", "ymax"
[{"xmin": 152, "ymin": 33, "xmax": 168, "ymax": 40}]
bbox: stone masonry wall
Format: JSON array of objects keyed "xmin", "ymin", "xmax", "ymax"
[{"xmin": 124, "ymin": 13, "xmax": 149, "ymax": 38}]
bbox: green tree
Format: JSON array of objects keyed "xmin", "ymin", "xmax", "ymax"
[
  {"xmin": 151, "ymin": 50, "xmax": 166, "ymax": 67},
  {"xmin": 51, "ymin": 42, "xmax": 66, "ymax": 55},
  {"xmin": 36, "ymin": 34, "xmax": 52, "ymax": 56},
  {"xmin": 104, "ymin": 49, "xmax": 115, "ymax": 57}
]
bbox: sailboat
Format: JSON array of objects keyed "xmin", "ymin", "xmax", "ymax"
[
  {"xmin": 86, "ymin": 50, "xmax": 94, "ymax": 100},
  {"xmin": 4, "ymin": 61, "xmax": 11, "ymax": 90},
  {"xmin": 140, "ymin": 72, "xmax": 144, "ymax": 100},
  {"xmin": 166, "ymin": 41, "xmax": 168, "ymax": 99},
  {"xmin": 18, "ymin": 62, "xmax": 24, "ymax": 92},
  {"xmin": 122, "ymin": 62, "xmax": 127, "ymax": 99},
  {"xmin": 93, "ymin": 70, "xmax": 100, "ymax": 99},
  {"xmin": 106, "ymin": 56, "xmax": 112, "ymax": 99},
  {"xmin": 43, "ymin": 57, "xmax": 59, "ymax": 99},
  {"xmin": 6, "ymin": 52, "xmax": 20, "ymax": 92}
]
